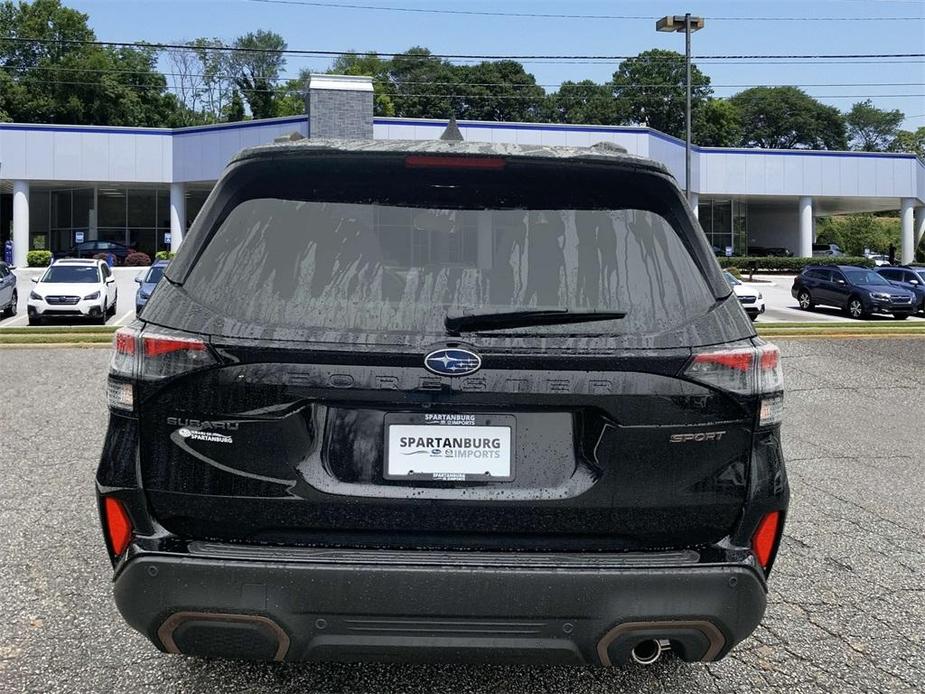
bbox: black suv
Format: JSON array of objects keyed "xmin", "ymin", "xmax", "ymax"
[
  {"xmin": 791, "ymin": 265, "xmax": 917, "ymax": 319},
  {"xmin": 97, "ymin": 140, "xmax": 787, "ymax": 667}
]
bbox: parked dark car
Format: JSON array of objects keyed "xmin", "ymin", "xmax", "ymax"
[
  {"xmin": 98, "ymin": 139, "xmax": 787, "ymax": 668},
  {"xmin": 134, "ymin": 259, "xmax": 168, "ymax": 315},
  {"xmin": 811, "ymin": 243, "xmax": 845, "ymax": 257},
  {"xmin": 792, "ymin": 265, "xmax": 917, "ymax": 319},
  {"xmin": 0, "ymin": 261, "xmax": 17, "ymax": 318},
  {"xmin": 749, "ymin": 246, "xmax": 793, "ymax": 257},
  {"xmin": 56, "ymin": 240, "xmax": 134, "ymax": 265},
  {"xmin": 876, "ymin": 266, "xmax": 925, "ymax": 313}
]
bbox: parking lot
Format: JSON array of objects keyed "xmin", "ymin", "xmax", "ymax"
[
  {"xmin": 0, "ymin": 338, "xmax": 922, "ymax": 693},
  {"xmin": 3, "ymin": 267, "xmax": 925, "ymax": 330}
]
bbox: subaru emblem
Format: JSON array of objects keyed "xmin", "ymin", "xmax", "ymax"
[{"xmin": 424, "ymin": 348, "xmax": 482, "ymax": 377}]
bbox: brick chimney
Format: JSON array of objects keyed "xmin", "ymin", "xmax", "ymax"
[{"xmin": 306, "ymin": 74, "xmax": 374, "ymax": 139}]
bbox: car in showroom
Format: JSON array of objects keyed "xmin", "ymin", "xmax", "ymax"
[
  {"xmin": 723, "ymin": 271, "xmax": 765, "ymax": 321},
  {"xmin": 791, "ymin": 265, "xmax": 916, "ymax": 319},
  {"xmin": 28, "ymin": 258, "xmax": 117, "ymax": 325},
  {"xmin": 134, "ymin": 259, "xmax": 168, "ymax": 315},
  {"xmin": 748, "ymin": 246, "xmax": 793, "ymax": 258},
  {"xmin": 876, "ymin": 265, "xmax": 925, "ymax": 313},
  {"xmin": 97, "ymin": 139, "xmax": 787, "ymax": 668},
  {"xmin": 0, "ymin": 261, "xmax": 17, "ymax": 318},
  {"xmin": 55, "ymin": 240, "xmax": 135, "ymax": 265}
]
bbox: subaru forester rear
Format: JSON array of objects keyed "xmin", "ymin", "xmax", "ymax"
[{"xmin": 97, "ymin": 139, "xmax": 788, "ymax": 666}]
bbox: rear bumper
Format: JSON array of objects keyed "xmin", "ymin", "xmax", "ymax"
[{"xmin": 113, "ymin": 544, "xmax": 767, "ymax": 665}]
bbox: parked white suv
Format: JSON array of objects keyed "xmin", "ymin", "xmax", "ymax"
[
  {"xmin": 28, "ymin": 258, "xmax": 117, "ymax": 325},
  {"xmin": 724, "ymin": 271, "xmax": 766, "ymax": 321}
]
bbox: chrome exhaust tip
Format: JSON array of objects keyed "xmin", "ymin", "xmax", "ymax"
[{"xmin": 631, "ymin": 638, "xmax": 669, "ymax": 666}]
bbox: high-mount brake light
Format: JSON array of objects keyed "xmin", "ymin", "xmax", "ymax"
[
  {"xmin": 684, "ymin": 344, "xmax": 783, "ymax": 425},
  {"xmin": 103, "ymin": 497, "xmax": 133, "ymax": 558},
  {"xmin": 404, "ymin": 155, "xmax": 507, "ymax": 170},
  {"xmin": 751, "ymin": 510, "xmax": 782, "ymax": 570}
]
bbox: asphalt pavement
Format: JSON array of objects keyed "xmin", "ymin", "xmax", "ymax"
[{"xmin": 0, "ymin": 339, "xmax": 923, "ymax": 693}]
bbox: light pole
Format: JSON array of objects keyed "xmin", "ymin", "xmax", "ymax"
[{"xmin": 656, "ymin": 13, "xmax": 704, "ymax": 204}]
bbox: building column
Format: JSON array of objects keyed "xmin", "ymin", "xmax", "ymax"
[
  {"xmin": 900, "ymin": 198, "xmax": 915, "ymax": 264},
  {"xmin": 169, "ymin": 183, "xmax": 186, "ymax": 253},
  {"xmin": 12, "ymin": 180, "xmax": 30, "ymax": 268},
  {"xmin": 914, "ymin": 206, "xmax": 925, "ymax": 251},
  {"xmin": 688, "ymin": 192, "xmax": 699, "ymax": 219},
  {"xmin": 798, "ymin": 196, "xmax": 813, "ymax": 258}
]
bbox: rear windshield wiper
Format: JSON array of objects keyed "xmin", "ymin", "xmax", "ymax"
[{"xmin": 445, "ymin": 309, "xmax": 627, "ymax": 335}]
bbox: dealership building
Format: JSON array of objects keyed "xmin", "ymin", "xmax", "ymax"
[{"xmin": 1, "ymin": 74, "xmax": 924, "ymax": 267}]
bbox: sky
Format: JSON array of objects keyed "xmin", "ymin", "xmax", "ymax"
[{"xmin": 67, "ymin": 0, "xmax": 925, "ymax": 129}]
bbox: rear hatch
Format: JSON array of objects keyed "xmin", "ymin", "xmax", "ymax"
[{"xmin": 131, "ymin": 143, "xmax": 762, "ymax": 552}]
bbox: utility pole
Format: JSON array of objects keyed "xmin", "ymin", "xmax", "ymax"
[{"xmin": 656, "ymin": 14, "xmax": 705, "ymax": 204}]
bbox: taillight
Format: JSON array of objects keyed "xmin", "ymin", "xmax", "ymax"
[
  {"xmin": 107, "ymin": 325, "xmax": 216, "ymax": 412},
  {"xmin": 684, "ymin": 343, "xmax": 783, "ymax": 426},
  {"xmin": 102, "ymin": 497, "xmax": 133, "ymax": 558},
  {"xmin": 751, "ymin": 510, "xmax": 782, "ymax": 570}
]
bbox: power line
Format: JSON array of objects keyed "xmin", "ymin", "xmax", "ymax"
[
  {"xmin": 239, "ymin": 0, "xmax": 924, "ymax": 22},
  {"xmin": 3, "ymin": 65, "xmax": 922, "ymax": 90},
  {"xmin": 2, "ymin": 36, "xmax": 923, "ymax": 61}
]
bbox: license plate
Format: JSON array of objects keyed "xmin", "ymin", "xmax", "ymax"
[{"xmin": 385, "ymin": 413, "xmax": 515, "ymax": 482}]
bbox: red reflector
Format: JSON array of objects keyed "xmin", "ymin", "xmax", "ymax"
[
  {"xmin": 405, "ymin": 155, "xmax": 506, "ymax": 170},
  {"xmin": 760, "ymin": 346, "xmax": 780, "ymax": 370},
  {"xmin": 752, "ymin": 511, "xmax": 781, "ymax": 569},
  {"xmin": 103, "ymin": 497, "xmax": 133, "ymax": 557},
  {"xmin": 114, "ymin": 329, "xmax": 136, "ymax": 355},
  {"xmin": 143, "ymin": 335, "xmax": 206, "ymax": 358},
  {"xmin": 692, "ymin": 349, "xmax": 754, "ymax": 372}
]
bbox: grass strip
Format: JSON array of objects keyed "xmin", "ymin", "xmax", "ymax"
[
  {"xmin": 0, "ymin": 325, "xmax": 118, "ymax": 335},
  {"xmin": 0, "ymin": 333, "xmax": 113, "ymax": 345}
]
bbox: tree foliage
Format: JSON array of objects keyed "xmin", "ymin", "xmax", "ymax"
[
  {"xmin": 846, "ymin": 99, "xmax": 904, "ymax": 152},
  {"xmin": 543, "ymin": 80, "xmax": 617, "ymax": 125},
  {"xmin": 816, "ymin": 214, "xmax": 900, "ymax": 256},
  {"xmin": 889, "ymin": 127, "xmax": 925, "ymax": 159},
  {"xmin": 230, "ymin": 30, "xmax": 287, "ymax": 120},
  {"xmin": 693, "ymin": 98, "xmax": 741, "ymax": 147},
  {"xmin": 0, "ymin": 0, "xmax": 181, "ymax": 126},
  {"xmin": 610, "ymin": 49, "xmax": 712, "ymax": 139},
  {"xmin": 730, "ymin": 86, "xmax": 847, "ymax": 150}
]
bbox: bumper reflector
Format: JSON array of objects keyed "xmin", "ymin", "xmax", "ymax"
[
  {"xmin": 751, "ymin": 511, "xmax": 781, "ymax": 570},
  {"xmin": 103, "ymin": 497, "xmax": 133, "ymax": 557}
]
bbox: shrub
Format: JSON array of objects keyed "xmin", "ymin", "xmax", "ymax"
[
  {"xmin": 717, "ymin": 256, "xmax": 874, "ymax": 272},
  {"xmin": 154, "ymin": 251, "xmax": 176, "ymax": 261},
  {"xmin": 725, "ymin": 267, "xmax": 742, "ymax": 279},
  {"xmin": 124, "ymin": 252, "xmax": 152, "ymax": 266},
  {"xmin": 26, "ymin": 250, "xmax": 52, "ymax": 267},
  {"xmin": 92, "ymin": 252, "xmax": 110, "ymax": 261}
]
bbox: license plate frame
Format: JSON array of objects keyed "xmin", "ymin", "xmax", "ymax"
[{"xmin": 384, "ymin": 413, "xmax": 516, "ymax": 482}]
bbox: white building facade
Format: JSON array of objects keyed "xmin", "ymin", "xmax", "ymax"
[{"xmin": 2, "ymin": 78, "xmax": 924, "ymax": 268}]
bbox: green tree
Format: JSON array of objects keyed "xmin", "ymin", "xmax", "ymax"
[
  {"xmin": 889, "ymin": 127, "xmax": 925, "ymax": 159},
  {"xmin": 388, "ymin": 47, "xmax": 458, "ymax": 119},
  {"xmin": 610, "ymin": 49, "xmax": 712, "ymax": 138},
  {"xmin": 0, "ymin": 0, "xmax": 181, "ymax": 126},
  {"xmin": 329, "ymin": 52, "xmax": 395, "ymax": 116},
  {"xmin": 815, "ymin": 214, "xmax": 900, "ymax": 256},
  {"xmin": 453, "ymin": 60, "xmax": 545, "ymax": 122},
  {"xmin": 543, "ymin": 80, "xmax": 617, "ymax": 125},
  {"xmin": 846, "ymin": 99, "xmax": 904, "ymax": 151},
  {"xmin": 224, "ymin": 89, "xmax": 245, "ymax": 122},
  {"xmin": 693, "ymin": 98, "xmax": 741, "ymax": 147},
  {"xmin": 230, "ymin": 30, "xmax": 286, "ymax": 119},
  {"xmin": 730, "ymin": 86, "xmax": 847, "ymax": 150}
]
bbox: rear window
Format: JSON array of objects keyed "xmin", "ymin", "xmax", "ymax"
[{"xmin": 183, "ymin": 198, "xmax": 716, "ymax": 336}]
